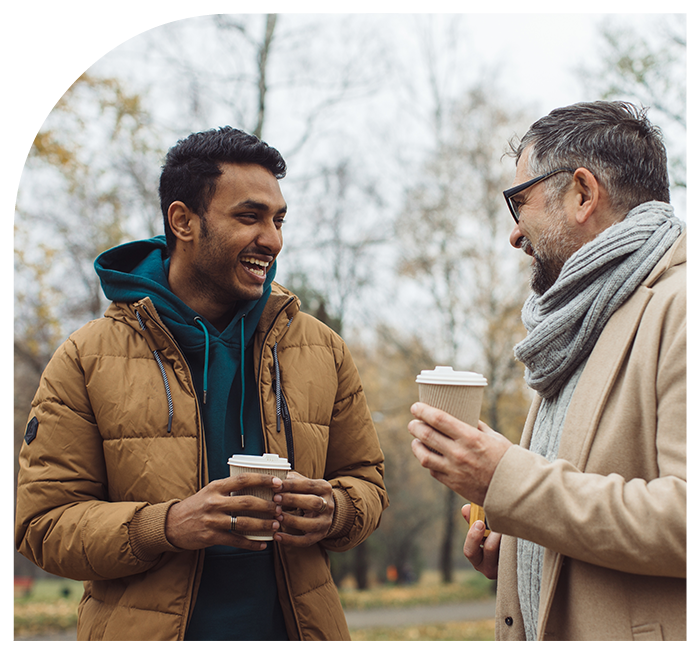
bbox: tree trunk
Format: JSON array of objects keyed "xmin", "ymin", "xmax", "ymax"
[
  {"xmin": 354, "ymin": 541, "xmax": 369, "ymax": 590},
  {"xmin": 439, "ymin": 487, "xmax": 457, "ymax": 583},
  {"xmin": 253, "ymin": 14, "xmax": 277, "ymax": 138}
]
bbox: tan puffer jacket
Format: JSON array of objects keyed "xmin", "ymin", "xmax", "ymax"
[{"xmin": 15, "ymin": 282, "xmax": 388, "ymax": 640}]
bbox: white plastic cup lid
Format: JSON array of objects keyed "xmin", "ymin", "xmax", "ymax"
[
  {"xmin": 227, "ymin": 453, "xmax": 291, "ymax": 470},
  {"xmin": 416, "ymin": 366, "xmax": 488, "ymax": 386}
]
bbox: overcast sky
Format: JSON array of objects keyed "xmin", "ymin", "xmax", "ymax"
[{"xmin": 3, "ymin": 2, "xmax": 694, "ymax": 204}]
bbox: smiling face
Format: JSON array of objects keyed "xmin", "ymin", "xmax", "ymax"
[{"xmin": 168, "ymin": 162, "xmax": 287, "ymax": 328}]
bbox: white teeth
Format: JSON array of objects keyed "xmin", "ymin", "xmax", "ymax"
[
  {"xmin": 241, "ymin": 257, "xmax": 270, "ymax": 277},
  {"xmin": 241, "ymin": 257, "xmax": 269, "ymax": 268}
]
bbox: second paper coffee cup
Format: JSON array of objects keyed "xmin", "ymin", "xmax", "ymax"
[
  {"xmin": 416, "ymin": 366, "xmax": 490, "ymax": 535},
  {"xmin": 415, "ymin": 365, "xmax": 487, "ymax": 427},
  {"xmin": 228, "ymin": 453, "xmax": 291, "ymax": 540}
]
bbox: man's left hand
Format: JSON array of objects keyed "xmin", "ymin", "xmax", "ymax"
[
  {"xmin": 272, "ymin": 471, "xmax": 335, "ymax": 547},
  {"xmin": 408, "ymin": 402, "xmax": 512, "ymax": 505}
]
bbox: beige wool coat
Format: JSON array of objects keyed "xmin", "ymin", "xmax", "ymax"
[
  {"xmin": 484, "ymin": 232, "xmax": 686, "ymax": 641},
  {"xmin": 15, "ymin": 282, "xmax": 388, "ymax": 640}
]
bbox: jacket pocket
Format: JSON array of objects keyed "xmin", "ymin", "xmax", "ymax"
[{"xmin": 632, "ymin": 623, "xmax": 664, "ymax": 640}]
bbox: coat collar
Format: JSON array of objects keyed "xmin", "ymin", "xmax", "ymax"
[{"xmin": 257, "ymin": 282, "xmax": 300, "ymax": 337}]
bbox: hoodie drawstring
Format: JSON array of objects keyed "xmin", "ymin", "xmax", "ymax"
[
  {"xmin": 193, "ymin": 317, "xmax": 209, "ymax": 405},
  {"xmin": 136, "ymin": 310, "xmax": 173, "ymax": 433}
]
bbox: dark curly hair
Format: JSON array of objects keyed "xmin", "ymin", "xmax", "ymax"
[{"xmin": 159, "ymin": 127, "xmax": 287, "ymax": 251}]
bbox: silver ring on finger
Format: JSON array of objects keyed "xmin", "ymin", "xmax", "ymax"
[
  {"xmin": 319, "ymin": 497, "xmax": 328, "ymax": 514},
  {"xmin": 230, "ymin": 515, "xmax": 238, "ymax": 533}
]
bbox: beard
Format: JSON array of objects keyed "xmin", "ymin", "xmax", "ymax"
[{"xmin": 522, "ymin": 216, "xmax": 584, "ymax": 296}]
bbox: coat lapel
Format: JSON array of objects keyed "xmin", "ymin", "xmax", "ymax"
[{"xmin": 536, "ymin": 286, "xmax": 653, "ymax": 637}]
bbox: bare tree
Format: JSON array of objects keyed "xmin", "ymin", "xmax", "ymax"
[
  {"xmin": 397, "ymin": 83, "xmax": 533, "ymax": 583},
  {"xmin": 578, "ymin": 15, "xmax": 686, "ymax": 198}
]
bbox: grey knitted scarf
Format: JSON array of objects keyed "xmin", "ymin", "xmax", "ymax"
[
  {"xmin": 513, "ymin": 201, "xmax": 684, "ymax": 641},
  {"xmin": 514, "ymin": 201, "xmax": 684, "ymax": 400}
]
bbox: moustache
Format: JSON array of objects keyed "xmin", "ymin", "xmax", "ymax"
[{"xmin": 519, "ymin": 236, "xmax": 535, "ymax": 258}]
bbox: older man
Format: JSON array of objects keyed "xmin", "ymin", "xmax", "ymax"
[{"xmin": 409, "ymin": 101, "xmax": 685, "ymax": 641}]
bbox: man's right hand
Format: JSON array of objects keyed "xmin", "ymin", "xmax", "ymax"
[
  {"xmin": 164, "ymin": 474, "xmax": 284, "ymax": 551},
  {"xmin": 461, "ymin": 504, "xmax": 500, "ymax": 579}
]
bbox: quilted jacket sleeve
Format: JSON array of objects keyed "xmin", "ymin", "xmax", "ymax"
[
  {"xmin": 15, "ymin": 335, "xmax": 180, "ymax": 581},
  {"xmin": 320, "ymin": 338, "xmax": 389, "ymax": 552}
]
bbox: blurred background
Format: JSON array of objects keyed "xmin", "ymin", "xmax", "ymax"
[{"xmin": 10, "ymin": 7, "xmax": 687, "ymax": 640}]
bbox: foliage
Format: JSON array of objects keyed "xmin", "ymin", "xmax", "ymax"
[
  {"xmin": 579, "ymin": 15, "xmax": 686, "ymax": 203},
  {"xmin": 15, "ymin": 72, "xmax": 163, "ymax": 367},
  {"xmin": 14, "ymin": 578, "xmax": 84, "ymax": 638},
  {"xmin": 14, "ymin": 600, "xmax": 78, "ymax": 638}
]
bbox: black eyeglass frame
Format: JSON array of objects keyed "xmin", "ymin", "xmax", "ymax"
[{"xmin": 503, "ymin": 168, "xmax": 575, "ymax": 223}]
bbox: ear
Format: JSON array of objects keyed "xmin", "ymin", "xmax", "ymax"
[
  {"xmin": 570, "ymin": 167, "xmax": 600, "ymax": 226},
  {"xmin": 168, "ymin": 201, "xmax": 197, "ymax": 244}
]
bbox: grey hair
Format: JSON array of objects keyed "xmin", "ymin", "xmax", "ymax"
[{"xmin": 508, "ymin": 101, "xmax": 670, "ymax": 215}]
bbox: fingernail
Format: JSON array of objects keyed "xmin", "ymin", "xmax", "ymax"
[
  {"xmin": 474, "ymin": 520, "xmax": 484, "ymax": 530},
  {"xmin": 272, "ymin": 477, "xmax": 282, "ymax": 486},
  {"xmin": 273, "ymin": 495, "xmax": 282, "ymax": 503}
]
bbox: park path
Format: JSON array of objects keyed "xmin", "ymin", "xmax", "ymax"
[
  {"xmin": 15, "ymin": 599, "xmax": 496, "ymax": 640},
  {"xmin": 344, "ymin": 598, "xmax": 496, "ymax": 629}
]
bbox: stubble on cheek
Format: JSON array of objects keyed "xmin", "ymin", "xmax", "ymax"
[{"xmin": 526, "ymin": 221, "xmax": 582, "ymax": 296}]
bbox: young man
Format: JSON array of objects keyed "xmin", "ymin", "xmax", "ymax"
[
  {"xmin": 16, "ymin": 127, "xmax": 388, "ymax": 640},
  {"xmin": 408, "ymin": 101, "xmax": 686, "ymax": 640}
]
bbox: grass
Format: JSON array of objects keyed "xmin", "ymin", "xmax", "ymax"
[
  {"xmin": 15, "ymin": 570, "xmax": 495, "ymax": 640},
  {"xmin": 14, "ymin": 578, "xmax": 84, "ymax": 638},
  {"xmin": 338, "ymin": 569, "xmax": 494, "ymax": 611}
]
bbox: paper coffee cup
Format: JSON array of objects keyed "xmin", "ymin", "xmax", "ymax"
[
  {"xmin": 415, "ymin": 366, "xmax": 487, "ymax": 427},
  {"xmin": 228, "ymin": 453, "xmax": 291, "ymax": 540},
  {"xmin": 416, "ymin": 366, "xmax": 490, "ymax": 533}
]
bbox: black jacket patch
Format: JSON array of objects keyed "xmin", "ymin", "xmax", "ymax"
[{"xmin": 24, "ymin": 417, "xmax": 38, "ymax": 445}]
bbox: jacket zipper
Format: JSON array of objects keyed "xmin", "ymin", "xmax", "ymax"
[{"xmin": 272, "ymin": 376, "xmax": 295, "ymax": 470}]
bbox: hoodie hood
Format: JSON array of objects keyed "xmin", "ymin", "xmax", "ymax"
[{"xmin": 95, "ymin": 235, "xmax": 276, "ymax": 348}]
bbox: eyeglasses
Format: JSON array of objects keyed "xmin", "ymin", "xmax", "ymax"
[{"xmin": 503, "ymin": 168, "xmax": 575, "ymax": 223}]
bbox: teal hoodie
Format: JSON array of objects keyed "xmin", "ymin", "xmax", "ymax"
[{"xmin": 95, "ymin": 236, "xmax": 287, "ymax": 640}]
